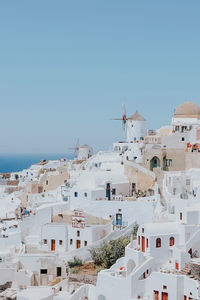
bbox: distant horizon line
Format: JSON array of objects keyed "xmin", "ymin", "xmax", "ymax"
[{"xmin": 0, "ymin": 152, "xmax": 74, "ymax": 156}]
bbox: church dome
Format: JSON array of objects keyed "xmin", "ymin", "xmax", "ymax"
[{"xmin": 174, "ymin": 102, "xmax": 200, "ymax": 118}]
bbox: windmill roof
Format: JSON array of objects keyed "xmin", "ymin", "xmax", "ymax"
[
  {"xmin": 129, "ymin": 110, "xmax": 146, "ymax": 121},
  {"xmin": 79, "ymin": 144, "xmax": 91, "ymax": 149}
]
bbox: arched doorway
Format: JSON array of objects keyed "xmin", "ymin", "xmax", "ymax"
[{"xmin": 150, "ymin": 156, "xmax": 160, "ymax": 171}]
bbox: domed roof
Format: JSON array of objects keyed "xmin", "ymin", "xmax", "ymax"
[
  {"xmin": 128, "ymin": 110, "xmax": 146, "ymax": 121},
  {"xmin": 79, "ymin": 144, "xmax": 91, "ymax": 149},
  {"xmin": 174, "ymin": 102, "xmax": 200, "ymax": 118}
]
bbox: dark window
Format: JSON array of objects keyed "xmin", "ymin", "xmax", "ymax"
[
  {"xmin": 70, "ymin": 239, "xmax": 73, "ymax": 245},
  {"xmin": 77, "ymin": 230, "xmax": 80, "ymax": 237},
  {"xmin": 43, "ymin": 239, "xmax": 47, "ymax": 244},
  {"xmin": 57, "ymin": 267, "xmax": 62, "ymax": 277},
  {"xmin": 59, "ymin": 240, "xmax": 63, "ymax": 245},
  {"xmin": 112, "ymin": 188, "xmax": 116, "ymax": 195},
  {"xmin": 132, "ymin": 183, "xmax": 136, "ymax": 191},
  {"xmin": 106, "ymin": 183, "xmax": 110, "ymax": 189},
  {"xmin": 182, "ymin": 137, "xmax": 185, "ymax": 141},
  {"xmin": 84, "ymin": 241, "xmax": 87, "ymax": 246},
  {"xmin": 46, "ymin": 180, "xmax": 48, "ymax": 185},
  {"xmin": 74, "ymin": 192, "xmax": 78, "ymax": 197},
  {"xmin": 84, "ymin": 192, "xmax": 87, "ymax": 197},
  {"xmin": 156, "ymin": 238, "xmax": 161, "ymax": 248},
  {"xmin": 40, "ymin": 269, "xmax": 47, "ymax": 274},
  {"xmin": 180, "ymin": 212, "xmax": 182, "ymax": 220},
  {"xmin": 169, "ymin": 237, "xmax": 174, "ymax": 246}
]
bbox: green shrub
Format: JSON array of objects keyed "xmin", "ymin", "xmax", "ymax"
[
  {"xmin": 68, "ymin": 256, "xmax": 83, "ymax": 268},
  {"xmin": 89, "ymin": 247, "xmax": 104, "ymax": 266},
  {"xmin": 90, "ymin": 236, "xmax": 130, "ymax": 269}
]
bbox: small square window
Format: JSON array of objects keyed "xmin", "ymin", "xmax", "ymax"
[
  {"xmin": 43, "ymin": 239, "xmax": 47, "ymax": 244},
  {"xmin": 40, "ymin": 269, "xmax": 47, "ymax": 274},
  {"xmin": 112, "ymin": 188, "xmax": 116, "ymax": 195},
  {"xmin": 163, "ymin": 285, "xmax": 167, "ymax": 290},
  {"xmin": 59, "ymin": 240, "xmax": 63, "ymax": 245}
]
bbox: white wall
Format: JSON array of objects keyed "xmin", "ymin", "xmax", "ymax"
[
  {"xmin": 0, "ymin": 231, "xmax": 21, "ymax": 252},
  {"xmin": 68, "ymin": 226, "xmax": 92, "ymax": 251},
  {"xmin": 127, "ymin": 120, "xmax": 146, "ymax": 143},
  {"xmin": 70, "ymin": 197, "xmax": 156, "ymax": 226},
  {"xmin": 95, "ymin": 272, "xmax": 132, "ymax": 300},
  {"xmin": 41, "ymin": 224, "xmax": 68, "ymax": 252}
]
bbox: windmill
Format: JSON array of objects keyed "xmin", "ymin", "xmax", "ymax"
[
  {"xmin": 68, "ymin": 138, "xmax": 80, "ymax": 158},
  {"xmin": 111, "ymin": 102, "xmax": 128, "ymax": 139}
]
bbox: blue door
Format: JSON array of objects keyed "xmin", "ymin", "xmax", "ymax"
[
  {"xmin": 106, "ymin": 183, "xmax": 111, "ymax": 200},
  {"xmin": 116, "ymin": 213, "xmax": 122, "ymax": 226}
]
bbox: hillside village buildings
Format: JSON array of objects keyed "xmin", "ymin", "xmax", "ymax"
[{"xmin": 0, "ymin": 102, "xmax": 200, "ymax": 299}]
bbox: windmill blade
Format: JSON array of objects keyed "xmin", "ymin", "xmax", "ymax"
[
  {"xmin": 123, "ymin": 122, "xmax": 126, "ymax": 139},
  {"xmin": 75, "ymin": 138, "xmax": 79, "ymax": 150},
  {"xmin": 74, "ymin": 138, "xmax": 80, "ymax": 157},
  {"xmin": 68, "ymin": 138, "xmax": 80, "ymax": 158},
  {"xmin": 122, "ymin": 101, "xmax": 126, "ymax": 117},
  {"xmin": 110, "ymin": 101, "xmax": 128, "ymax": 140}
]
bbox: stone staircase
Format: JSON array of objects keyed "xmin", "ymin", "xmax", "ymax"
[
  {"xmin": 180, "ymin": 262, "xmax": 200, "ymax": 282},
  {"xmin": 180, "ymin": 262, "xmax": 193, "ymax": 275}
]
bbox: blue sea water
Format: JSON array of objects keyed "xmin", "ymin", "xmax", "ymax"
[{"xmin": 0, "ymin": 153, "xmax": 73, "ymax": 173}]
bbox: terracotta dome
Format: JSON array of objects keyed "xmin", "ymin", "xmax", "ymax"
[{"xmin": 174, "ymin": 102, "xmax": 200, "ymax": 118}]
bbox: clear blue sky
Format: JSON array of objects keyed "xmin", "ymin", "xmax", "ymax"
[{"xmin": 0, "ymin": 1, "xmax": 200, "ymax": 153}]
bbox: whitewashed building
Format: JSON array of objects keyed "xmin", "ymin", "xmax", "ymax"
[{"xmin": 41, "ymin": 223, "xmax": 68, "ymax": 252}]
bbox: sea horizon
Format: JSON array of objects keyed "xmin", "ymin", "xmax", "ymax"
[{"xmin": 0, "ymin": 153, "xmax": 74, "ymax": 173}]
